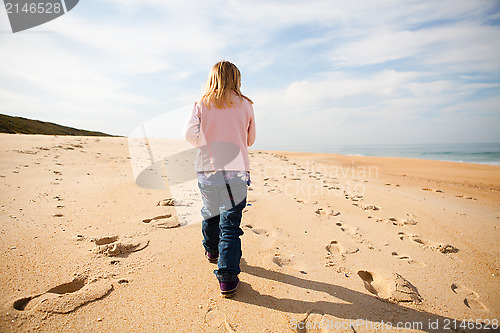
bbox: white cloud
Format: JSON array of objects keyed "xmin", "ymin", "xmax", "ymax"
[
  {"xmin": 252, "ymin": 70, "xmax": 424, "ymax": 118},
  {"xmin": 330, "ymin": 18, "xmax": 500, "ymax": 74},
  {"xmin": 0, "ymin": 0, "xmax": 498, "ymax": 143}
]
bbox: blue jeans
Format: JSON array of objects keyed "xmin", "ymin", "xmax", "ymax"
[{"xmin": 198, "ymin": 179, "xmax": 247, "ymax": 282}]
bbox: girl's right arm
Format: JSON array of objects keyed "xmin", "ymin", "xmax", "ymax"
[{"xmin": 183, "ymin": 102, "xmax": 201, "ymax": 147}]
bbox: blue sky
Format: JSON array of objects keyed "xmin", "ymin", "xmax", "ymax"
[{"xmin": 1, "ymin": 0, "xmax": 499, "ymax": 147}]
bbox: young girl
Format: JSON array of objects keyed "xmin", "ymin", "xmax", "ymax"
[{"xmin": 183, "ymin": 61, "xmax": 256, "ymax": 298}]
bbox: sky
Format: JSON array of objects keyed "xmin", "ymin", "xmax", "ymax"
[{"xmin": 1, "ymin": 0, "xmax": 499, "ymax": 148}]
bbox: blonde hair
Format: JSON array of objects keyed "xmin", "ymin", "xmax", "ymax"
[{"xmin": 202, "ymin": 61, "xmax": 253, "ymax": 109}]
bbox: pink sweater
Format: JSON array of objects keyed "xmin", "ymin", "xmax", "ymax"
[{"xmin": 183, "ymin": 94, "xmax": 256, "ymax": 172}]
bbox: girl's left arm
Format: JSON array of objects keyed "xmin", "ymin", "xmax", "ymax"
[{"xmin": 247, "ymin": 106, "xmax": 256, "ymax": 147}]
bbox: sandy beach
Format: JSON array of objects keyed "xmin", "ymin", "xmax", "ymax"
[{"xmin": 0, "ymin": 133, "xmax": 498, "ymax": 332}]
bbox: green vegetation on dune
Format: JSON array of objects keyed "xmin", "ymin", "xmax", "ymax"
[{"xmin": 0, "ymin": 113, "xmax": 115, "ymax": 137}]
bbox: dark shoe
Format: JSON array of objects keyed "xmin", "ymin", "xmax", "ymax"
[
  {"xmin": 205, "ymin": 250, "xmax": 218, "ymax": 264},
  {"xmin": 219, "ymin": 277, "xmax": 239, "ymax": 298}
]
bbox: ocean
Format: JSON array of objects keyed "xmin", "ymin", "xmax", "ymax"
[{"xmin": 256, "ymin": 142, "xmax": 500, "ymax": 166}]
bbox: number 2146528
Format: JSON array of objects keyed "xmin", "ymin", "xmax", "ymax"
[{"xmin": 5, "ymin": 2, "xmax": 63, "ymax": 14}]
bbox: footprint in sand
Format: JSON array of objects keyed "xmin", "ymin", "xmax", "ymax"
[
  {"xmin": 11, "ymin": 275, "xmax": 113, "ymax": 314},
  {"xmin": 391, "ymin": 251, "xmax": 426, "ymax": 267},
  {"xmin": 384, "ymin": 217, "xmax": 418, "ymax": 226},
  {"xmin": 204, "ymin": 304, "xmax": 237, "ymax": 332},
  {"xmin": 325, "ymin": 241, "xmax": 357, "ymax": 274},
  {"xmin": 294, "ymin": 197, "xmax": 306, "ymax": 204},
  {"xmin": 326, "ymin": 240, "xmax": 359, "ymax": 256},
  {"xmin": 335, "ymin": 221, "xmax": 360, "ymax": 237},
  {"xmin": 91, "ymin": 235, "xmax": 149, "ymax": 257},
  {"xmin": 436, "ymin": 244, "xmax": 459, "ymax": 254},
  {"xmin": 398, "ymin": 231, "xmax": 425, "ymax": 244},
  {"xmin": 362, "ymin": 204, "xmax": 381, "ymax": 211},
  {"xmin": 326, "ymin": 240, "xmax": 343, "ymax": 258},
  {"xmin": 156, "ymin": 198, "xmax": 192, "ymax": 207},
  {"xmin": 243, "ymin": 224, "xmax": 272, "ymax": 237},
  {"xmin": 357, "ymin": 270, "xmax": 422, "ymax": 303},
  {"xmin": 328, "ymin": 210, "xmax": 340, "ymax": 217},
  {"xmin": 451, "ymin": 283, "xmax": 488, "ymax": 311},
  {"xmin": 350, "ymin": 195, "xmax": 363, "ymax": 202},
  {"xmin": 272, "ymin": 253, "xmax": 295, "ymax": 267},
  {"xmin": 251, "ymin": 226, "xmax": 273, "ymax": 237},
  {"xmin": 397, "ymin": 232, "xmax": 459, "ymax": 254},
  {"xmin": 314, "ymin": 207, "xmax": 325, "ymax": 215},
  {"xmin": 142, "ymin": 214, "xmax": 180, "ymax": 229}
]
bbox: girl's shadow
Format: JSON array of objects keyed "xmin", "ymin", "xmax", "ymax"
[{"xmin": 235, "ymin": 259, "xmax": 470, "ymax": 333}]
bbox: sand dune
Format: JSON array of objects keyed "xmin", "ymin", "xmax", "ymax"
[{"xmin": 0, "ymin": 134, "xmax": 498, "ymax": 332}]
